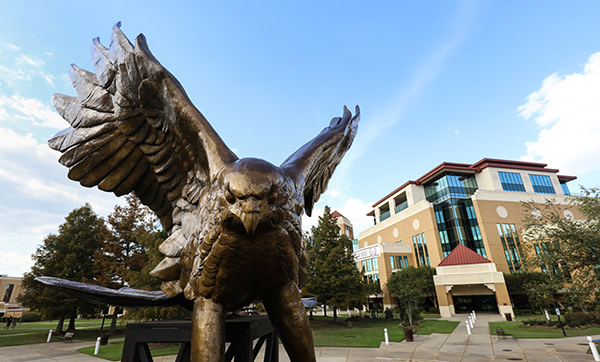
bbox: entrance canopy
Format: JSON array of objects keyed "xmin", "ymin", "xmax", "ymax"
[{"xmin": 433, "ymin": 244, "xmax": 514, "ymax": 319}]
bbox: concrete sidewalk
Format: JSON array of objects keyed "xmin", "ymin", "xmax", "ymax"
[{"xmin": 0, "ymin": 314, "xmax": 598, "ymax": 361}]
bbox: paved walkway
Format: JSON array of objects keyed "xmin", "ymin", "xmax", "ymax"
[{"xmin": 0, "ymin": 314, "xmax": 598, "ymax": 361}]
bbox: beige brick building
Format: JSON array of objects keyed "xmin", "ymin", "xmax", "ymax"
[
  {"xmin": 0, "ymin": 275, "xmax": 25, "ymax": 318},
  {"xmin": 354, "ymin": 158, "xmax": 580, "ymax": 318}
]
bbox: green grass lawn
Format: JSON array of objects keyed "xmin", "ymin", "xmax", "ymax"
[
  {"xmin": 79, "ymin": 341, "xmax": 181, "ymax": 361},
  {"xmin": 0, "ymin": 319, "xmax": 125, "ymax": 347},
  {"xmin": 489, "ymin": 320, "xmax": 600, "ymax": 339},
  {"xmin": 310, "ymin": 317, "xmax": 458, "ymax": 348}
]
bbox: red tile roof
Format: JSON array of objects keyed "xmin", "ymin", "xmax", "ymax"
[
  {"xmin": 331, "ymin": 210, "xmax": 346, "ymax": 219},
  {"xmin": 438, "ymin": 244, "xmax": 491, "ymax": 266},
  {"xmin": 369, "ymin": 157, "xmax": 577, "ymax": 209}
]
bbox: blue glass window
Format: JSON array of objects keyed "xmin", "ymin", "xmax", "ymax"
[
  {"xmin": 498, "ymin": 171, "xmax": 526, "ymax": 192},
  {"xmin": 352, "ymin": 239, "xmax": 359, "ymax": 252},
  {"xmin": 389, "ymin": 256, "xmax": 395, "ymax": 269},
  {"xmin": 425, "ymin": 175, "xmax": 478, "ymax": 204},
  {"xmin": 372, "ymin": 258, "xmax": 378, "ymax": 271},
  {"xmin": 529, "ymin": 174, "xmax": 555, "ymax": 194},
  {"xmin": 403, "ymin": 256, "xmax": 408, "ymax": 267},
  {"xmin": 561, "ymin": 183, "xmax": 571, "ymax": 195},
  {"xmin": 497, "ymin": 223, "xmax": 522, "ymax": 272},
  {"xmin": 412, "ymin": 233, "xmax": 430, "ymax": 267}
]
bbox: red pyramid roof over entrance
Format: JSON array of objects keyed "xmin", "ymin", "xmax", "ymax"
[{"xmin": 438, "ymin": 244, "xmax": 491, "ymax": 266}]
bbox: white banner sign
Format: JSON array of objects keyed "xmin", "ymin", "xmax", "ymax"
[{"xmin": 353, "ymin": 244, "xmax": 381, "ymax": 262}]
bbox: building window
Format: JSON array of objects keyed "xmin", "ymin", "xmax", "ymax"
[
  {"xmin": 391, "ymin": 255, "xmax": 409, "ymax": 269},
  {"xmin": 497, "ymin": 223, "xmax": 523, "ymax": 272},
  {"xmin": 529, "ymin": 174, "xmax": 555, "ymax": 194},
  {"xmin": 372, "ymin": 258, "xmax": 378, "ymax": 271},
  {"xmin": 3, "ymin": 284, "xmax": 14, "ymax": 303},
  {"xmin": 425, "ymin": 175, "xmax": 478, "ymax": 204},
  {"xmin": 434, "ymin": 198, "xmax": 486, "ymax": 257},
  {"xmin": 498, "ymin": 171, "xmax": 526, "ymax": 192},
  {"xmin": 561, "ymin": 183, "xmax": 571, "ymax": 195},
  {"xmin": 352, "ymin": 239, "xmax": 359, "ymax": 252},
  {"xmin": 412, "ymin": 233, "xmax": 430, "ymax": 266}
]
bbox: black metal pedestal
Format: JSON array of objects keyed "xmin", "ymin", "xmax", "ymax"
[{"xmin": 121, "ymin": 316, "xmax": 278, "ymax": 362}]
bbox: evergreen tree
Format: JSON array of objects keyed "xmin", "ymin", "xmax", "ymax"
[
  {"xmin": 95, "ymin": 194, "xmax": 156, "ymax": 289},
  {"xmin": 97, "ymin": 194, "xmax": 188, "ymax": 323},
  {"xmin": 19, "ymin": 204, "xmax": 106, "ymax": 333},
  {"xmin": 303, "ymin": 206, "xmax": 365, "ymax": 323}
]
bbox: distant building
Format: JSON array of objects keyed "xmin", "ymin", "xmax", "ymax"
[
  {"xmin": 0, "ymin": 275, "xmax": 25, "ymax": 318},
  {"xmin": 355, "ymin": 158, "xmax": 580, "ymax": 319}
]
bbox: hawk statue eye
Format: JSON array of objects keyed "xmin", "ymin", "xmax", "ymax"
[
  {"xmin": 225, "ymin": 189, "xmax": 235, "ymax": 204},
  {"xmin": 268, "ymin": 191, "xmax": 278, "ymax": 204}
]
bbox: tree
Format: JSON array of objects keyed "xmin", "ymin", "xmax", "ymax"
[
  {"xmin": 303, "ymin": 206, "xmax": 365, "ymax": 323},
  {"xmin": 521, "ymin": 186, "xmax": 600, "ymax": 311},
  {"xmin": 386, "ymin": 266, "xmax": 434, "ymax": 325},
  {"xmin": 19, "ymin": 204, "xmax": 107, "ymax": 333},
  {"xmin": 95, "ymin": 194, "xmax": 156, "ymax": 289},
  {"xmin": 97, "ymin": 194, "xmax": 189, "ymax": 323},
  {"xmin": 122, "ymin": 227, "xmax": 190, "ymax": 321},
  {"xmin": 504, "ymin": 271, "xmax": 561, "ymax": 312}
]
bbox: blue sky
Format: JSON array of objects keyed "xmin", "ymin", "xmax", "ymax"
[{"xmin": 2, "ymin": 1, "xmax": 600, "ymax": 276}]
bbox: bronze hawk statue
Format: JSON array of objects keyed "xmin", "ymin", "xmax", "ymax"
[{"xmin": 47, "ymin": 22, "xmax": 359, "ymax": 361}]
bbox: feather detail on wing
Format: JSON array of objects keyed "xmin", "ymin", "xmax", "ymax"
[
  {"xmin": 49, "ymin": 22, "xmax": 238, "ymax": 231},
  {"xmin": 280, "ymin": 105, "xmax": 359, "ymax": 216}
]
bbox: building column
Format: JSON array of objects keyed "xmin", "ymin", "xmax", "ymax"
[
  {"xmin": 435, "ymin": 284, "xmax": 453, "ymax": 318},
  {"xmin": 494, "ymin": 282, "xmax": 514, "ymax": 320}
]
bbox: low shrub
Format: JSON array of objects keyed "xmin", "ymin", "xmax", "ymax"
[
  {"xmin": 384, "ymin": 308, "xmax": 394, "ymax": 319},
  {"xmin": 521, "ymin": 318, "xmax": 547, "ymax": 326},
  {"xmin": 563, "ymin": 313, "xmax": 600, "ymax": 328},
  {"xmin": 21, "ymin": 313, "xmax": 41, "ymax": 322}
]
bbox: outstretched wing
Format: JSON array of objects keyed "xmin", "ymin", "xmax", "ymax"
[
  {"xmin": 35, "ymin": 276, "xmax": 193, "ymax": 309},
  {"xmin": 49, "ymin": 23, "xmax": 237, "ymax": 231},
  {"xmin": 280, "ymin": 105, "xmax": 359, "ymax": 216}
]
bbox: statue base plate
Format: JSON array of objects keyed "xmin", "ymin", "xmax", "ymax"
[{"xmin": 121, "ymin": 315, "xmax": 278, "ymax": 362}]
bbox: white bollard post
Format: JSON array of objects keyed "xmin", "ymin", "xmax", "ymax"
[
  {"xmin": 544, "ymin": 309, "xmax": 550, "ymax": 321},
  {"xmin": 468, "ymin": 316, "xmax": 474, "ymax": 329},
  {"xmin": 465, "ymin": 320, "xmax": 471, "ymax": 335},
  {"xmin": 472, "ymin": 311, "xmax": 476, "ymax": 321},
  {"xmin": 384, "ymin": 328, "xmax": 389, "ymax": 345},
  {"xmin": 589, "ymin": 337, "xmax": 600, "ymax": 361},
  {"xmin": 46, "ymin": 329, "xmax": 53, "ymax": 343},
  {"xmin": 94, "ymin": 337, "xmax": 101, "ymax": 355}
]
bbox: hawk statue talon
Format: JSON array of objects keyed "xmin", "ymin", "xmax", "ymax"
[{"xmin": 48, "ymin": 22, "xmax": 359, "ymax": 362}]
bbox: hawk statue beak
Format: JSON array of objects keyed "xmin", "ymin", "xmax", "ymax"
[{"xmin": 240, "ymin": 212, "xmax": 260, "ymax": 235}]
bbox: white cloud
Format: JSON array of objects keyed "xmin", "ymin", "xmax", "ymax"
[
  {"xmin": 0, "ymin": 250, "xmax": 33, "ymax": 277},
  {"xmin": 41, "ymin": 74, "xmax": 55, "ymax": 86},
  {"xmin": 302, "ymin": 197, "xmax": 373, "ymax": 236},
  {"xmin": 6, "ymin": 44, "xmax": 20, "ymax": 51},
  {"xmin": 519, "ymin": 52, "xmax": 600, "ymax": 175},
  {"xmin": 0, "ymin": 94, "xmax": 66, "ymax": 128},
  {"xmin": 15, "ymin": 54, "xmax": 45, "ymax": 67},
  {"xmin": 0, "ymin": 64, "xmax": 32, "ymax": 84},
  {"xmin": 341, "ymin": 1, "xmax": 478, "ymax": 170},
  {"xmin": 0, "ymin": 128, "xmax": 126, "ymax": 275}
]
